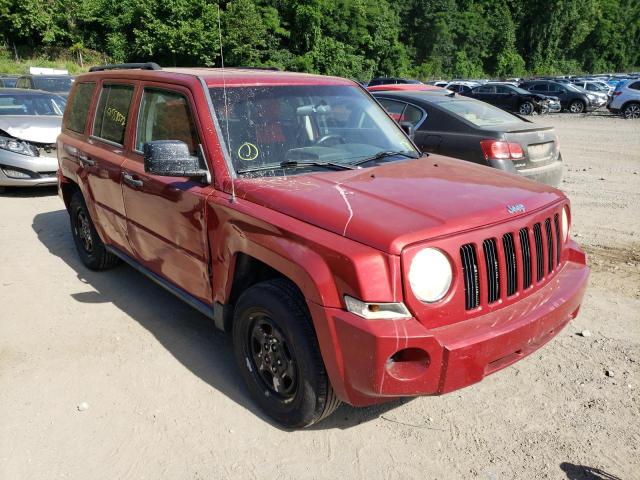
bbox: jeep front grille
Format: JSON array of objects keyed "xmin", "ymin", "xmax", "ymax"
[{"xmin": 460, "ymin": 215, "xmax": 562, "ymax": 310}]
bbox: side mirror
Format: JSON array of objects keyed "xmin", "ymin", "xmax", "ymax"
[
  {"xmin": 143, "ymin": 140, "xmax": 208, "ymax": 179},
  {"xmin": 399, "ymin": 122, "xmax": 415, "ymax": 137}
]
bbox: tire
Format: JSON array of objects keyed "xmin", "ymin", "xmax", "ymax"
[
  {"xmin": 569, "ymin": 100, "xmax": 585, "ymax": 113},
  {"xmin": 232, "ymin": 278, "xmax": 341, "ymax": 428},
  {"xmin": 69, "ymin": 191, "xmax": 120, "ymax": 270},
  {"xmin": 623, "ymin": 102, "xmax": 640, "ymax": 119},
  {"xmin": 518, "ymin": 101, "xmax": 534, "ymax": 115}
]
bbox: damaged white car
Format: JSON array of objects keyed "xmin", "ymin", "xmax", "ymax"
[{"xmin": 0, "ymin": 89, "xmax": 65, "ymax": 190}]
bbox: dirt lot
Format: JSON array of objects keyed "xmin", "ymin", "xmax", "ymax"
[{"xmin": 1, "ymin": 113, "xmax": 639, "ymax": 480}]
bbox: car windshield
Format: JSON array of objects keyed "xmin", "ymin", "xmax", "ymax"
[
  {"xmin": 0, "ymin": 93, "xmax": 66, "ymax": 115},
  {"xmin": 438, "ymin": 99, "xmax": 524, "ymax": 127},
  {"xmin": 208, "ymin": 85, "xmax": 417, "ymax": 174},
  {"xmin": 33, "ymin": 77, "xmax": 72, "ymax": 93}
]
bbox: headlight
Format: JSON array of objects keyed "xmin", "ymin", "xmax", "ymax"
[
  {"xmin": 0, "ymin": 136, "xmax": 39, "ymax": 156},
  {"xmin": 408, "ymin": 248, "xmax": 452, "ymax": 303},
  {"xmin": 561, "ymin": 206, "xmax": 570, "ymax": 242},
  {"xmin": 587, "ymin": 94, "xmax": 596, "ymax": 100}
]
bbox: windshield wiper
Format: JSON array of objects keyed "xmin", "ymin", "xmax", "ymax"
[
  {"xmin": 237, "ymin": 160, "xmax": 355, "ymax": 175},
  {"xmin": 350, "ymin": 150, "xmax": 421, "ymax": 167}
]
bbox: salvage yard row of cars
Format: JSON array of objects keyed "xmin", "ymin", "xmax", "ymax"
[
  {"xmin": 1, "ymin": 68, "xmax": 638, "ymax": 192},
  {"xmin": 1, "ymin": 63, "xmax": 593, "ymax": 428},
  {"xmin": 373, "ymin": 74, "xmax": 640, "ymax": 118}
]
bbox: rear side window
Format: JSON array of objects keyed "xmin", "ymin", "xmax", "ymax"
[
  {"xmin": 64, "ymin": 83, "xmax": 96, "ymax": 133},
  {"xmin": 629, "ymin": 82, "xmax": 640, "ymax": 90},
  {"xmin": 531, "ymin": 84, "xmax": 547, "ymax": 92},
  {"xmin": 93, "ymin": 84, "xmax": 134, "ymax": 145}
]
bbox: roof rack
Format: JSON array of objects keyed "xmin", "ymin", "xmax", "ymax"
[
  {"xmin": 89, "ymin": 62, "xmax": 161, "ymax": 72},
  {"xmin": 232, "ymin": 66, "xmax": 280, "ymax": 71}
]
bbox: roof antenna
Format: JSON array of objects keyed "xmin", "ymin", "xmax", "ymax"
[{"xmin": 217, "ymin": 3, "xmax": 236, "ymax": 203}]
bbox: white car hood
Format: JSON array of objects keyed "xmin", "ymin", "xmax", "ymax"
[{"xmin": 0, "ymin": 115, "xmax": 62, "ymax": 144}]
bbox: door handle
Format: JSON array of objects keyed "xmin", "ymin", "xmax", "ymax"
[
  {"xmin": 123, "ymin": 173, "xmax": 143, "ymax": 188},
  {"xmin": 78, "ymin": 153, "xmax": 95, "ymax": 167}
]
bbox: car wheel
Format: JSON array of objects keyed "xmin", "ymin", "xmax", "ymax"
[
  {"xmin": 519, "ymin": 101, "xmax": 534, "ymax": 115},
  {"xmin": 69, "ymin": 191, "xmax": 120, "ymax": 270},
  {"xmin": 569, "ymin": 100, "xmax": 585, "ymax": 113},
  {"xmin": 623, "ymin": 102, "xmax": 640, "ymax": 119},
  {"xmin": 233, "ymin": 278, "xmax": 341, "ymax": 428}
]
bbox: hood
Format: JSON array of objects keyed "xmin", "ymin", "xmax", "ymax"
[
  {"xmin": 0, "ymin": 115, "xmax": 62, "ymax": 144},
  {"xmin": 235, "ymin": 156, "xmax": 564, "ymax": 254}
]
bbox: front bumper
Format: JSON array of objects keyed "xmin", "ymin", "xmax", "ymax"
[
  {"xmin": 311, "ymin": 243, "xmax": 588, "ymax": 406},
  {"xmin": 0, "ymin": 149, "xmax": 58, "ymax": 187}
]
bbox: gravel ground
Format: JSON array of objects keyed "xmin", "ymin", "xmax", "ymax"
[{"xmin": 1, "ymin": 113, "xmax": 638, "ymax": 480}]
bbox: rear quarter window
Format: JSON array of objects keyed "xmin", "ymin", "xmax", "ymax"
[
  {"xmin": 64, "ymin": 82, "xmax": 96, "ymax": 134},
  {"xmin": 92, "ymin": 84, "xmax": 134, "ymax": 145}
]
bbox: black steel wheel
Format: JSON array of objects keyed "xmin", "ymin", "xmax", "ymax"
[
  {"xmin": 248, "ymin": 314, "xmax": 298, "ymax": 400},
  {"xmin": 69, "ymin": 191, "xmax": 120, "ymax": 270},
  {"xmin": 233, "ymin": 278, "xmax": 341, "ymax": 428}
]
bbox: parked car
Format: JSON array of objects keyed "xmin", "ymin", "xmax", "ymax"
[
  {"xmin": 15, "ymin": 74, "xmax": 73, "ymax": 96},
  {"xmin": 607, "ymin": 79, "xmax": 640, "ymax": 119},
  {"xmin": 373, "ymin": 89, "xmax": 564, "ymax": 186},
  {"xmin": 572, "ymin": 80, "xmax": 613, "ymax": 96},
  {"xmin": 0, "ymin": 88, "xmax": 66, "ymax": 190},
  {"xmin": 367, "ymin": 77, "xmax": 422, "ymax": 87},
  {"xmin": 463, "ymin": 83, "xmax": 560, "ymax": 115},
  {"xmin": 519, "ymin": 80, "xmax": 604, "ymax": 113},
  {"xmin": 445, "ymin": 81, "xmax": 480, "ymax": 94},
  {"xmin": 0, "ymin": 74, "xmax": 19, "ymax": 88},
  {"xmin": 58, "ymin": 64, "xmax": 588, "ymax": 428}
]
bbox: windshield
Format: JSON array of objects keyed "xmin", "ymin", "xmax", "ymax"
[
  {"xmin": 0, "ymin": 93, "xmax": 66, "ymax": 115},
  {"xmin": 33, "ymin": 77, "xmax": 72, "ymax": 93},
  {"xmin": 437, "ymin": 99, "xmax": 524, "ymax": 127},
  {"xmin": 208, "ymin": 85, "xmax": 416, "ymax": 174}
]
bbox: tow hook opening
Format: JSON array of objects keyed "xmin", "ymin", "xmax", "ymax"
[{"xmin": 385, "ymin": 348, "xmax": 430, "ymax": 381}]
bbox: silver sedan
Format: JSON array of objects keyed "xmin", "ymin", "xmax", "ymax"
[{"xmin": 0, "ymin": 88, "xmax": 65, "ymax": 190}]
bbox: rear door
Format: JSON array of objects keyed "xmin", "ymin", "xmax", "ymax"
[
  {"xmin": 79, "ymin": 82, "xmax": 136, "ymax": 252},
  {"xmin": 120, "ymin": 84, "xmax": 213, "ymax": 303}
]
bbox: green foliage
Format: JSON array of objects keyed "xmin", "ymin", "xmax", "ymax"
[{"xmin": 0, "ymin": 0, "xmax": 638, "ymax": 79}]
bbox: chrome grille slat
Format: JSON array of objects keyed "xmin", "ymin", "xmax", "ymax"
[
  {"xmin": 545, "ymin": 218, "xmax": 554, "ymax": 274},
  {"xmin": 460, "ymin": 244, "xmax": 479, "ymax": 310},
  {"xmin": 483, "ymin": 238, "xmax": 500, "ymax": 303},
  {"xmin": 520, "ymin": 227, "xmax": 532, "ymax": 289},
  {"xmin": 554, "ymin": 214, "xmax": 561, "ymax": 265},
  {"xmin": 533, "ymin": 223, "xmax": 544, "ymax": 281},
  {"xmin": 503, "ymin": 233, "xmax": 517, "ymax": 296}
]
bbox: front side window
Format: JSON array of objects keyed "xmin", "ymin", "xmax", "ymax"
[
  {"xmin": 64, "ymin": 82, "xmax": 95, "ymax": 133},
  {"xmin": 93, "ymin": 84, "xmax": 134, "ymax": 145},
  {"xmin": 378, "ymin": 99, "xmax": 424, "ymax": 126},
  {"xmin": 136, "ymin": 89, "xmax": 199, "ymax": 154},
  {"xmin": 208, "ymin": 85, "xmax": 416, "ymax": 174},
  {"xmin": 0, "ymin": 93, "xmax": 66, "ymax": 116},
  {"xmin": 495, "ymin": 85, "xmax": 511, "ymax": 94}
]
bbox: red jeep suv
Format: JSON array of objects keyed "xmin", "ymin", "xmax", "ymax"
[{"xmin": 57, "ymin": 64, "xmax": 589, "ymax": 428}]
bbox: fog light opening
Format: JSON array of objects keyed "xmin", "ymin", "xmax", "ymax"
[{"xmin": 385, "ymin": 348, "xmax": 430, "ymax": 381}]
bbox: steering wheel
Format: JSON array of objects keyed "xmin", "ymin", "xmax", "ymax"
[{"xmin": 315, "ymin": 134, "xmax": 346, "ymax": 147}]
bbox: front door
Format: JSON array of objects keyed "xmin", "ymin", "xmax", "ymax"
[{"xmin": 121, "ymin": 86, "xmax": 213, "ymax": 303}]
